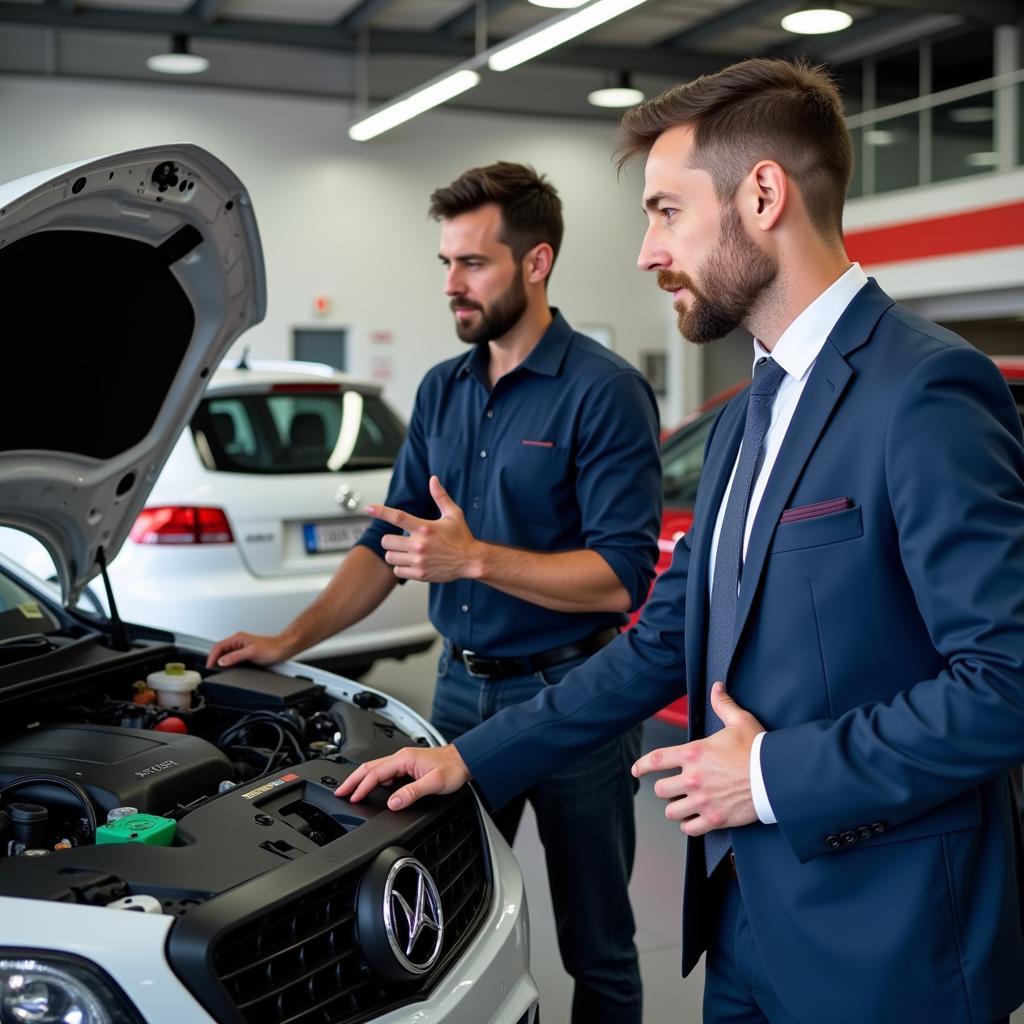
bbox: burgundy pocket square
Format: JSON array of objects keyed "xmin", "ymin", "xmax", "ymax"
[{"xmin": 779, "ymin": 497, "xmax": 853, "ymax": 524}]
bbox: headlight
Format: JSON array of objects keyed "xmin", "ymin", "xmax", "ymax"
[{"xmin": 0, "ymin": 956, "xmax": 141, "ymax": 1024}]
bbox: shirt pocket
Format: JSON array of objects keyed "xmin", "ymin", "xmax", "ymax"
[{"xmin": 771, "ymin": 504, "xmax": 863, "ymax": 554}]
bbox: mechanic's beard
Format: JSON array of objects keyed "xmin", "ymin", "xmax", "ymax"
[
  {"xmin": 451, "ymin": 269, "xmax": 529, "ymax": 346},
  {"xmin": 659, "ymin": 207, "xmax": 778, "ymax": 345}
]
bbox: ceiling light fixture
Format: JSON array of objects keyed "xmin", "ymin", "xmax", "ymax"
[
  {"xmin": 489, "ymin": 0, "xmax": 652, "ymax": 72},
  {"xmin": 864, "ymin": 128, "xmax": 896, "ymax": 146},
  {"xmin": 588, "ymin": 70, "xmax": 644, "ymax": 108},
  {"xmin": 949, "ymin": 106, "xmax": 994, "ymax": 124},
  {"xmin": 780, "ymin": 8, "xmax": 853, "ymax": 34},
  {"xmin": 146, "ymin": 35, "xmax": 209, "ymax": 75},
  {"xmin": 965, "ymin": 151, "xmax": 999, "ymax": 167},
  {"xmin": 348, "ymin": 68, "xmax": 481, "ymax": 141}
]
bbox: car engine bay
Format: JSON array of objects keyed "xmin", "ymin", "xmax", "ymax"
[{"xmin": 0, "ymin": 638, "xmax": 431, "ymax": 910}]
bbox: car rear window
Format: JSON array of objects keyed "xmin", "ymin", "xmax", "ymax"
[{"xmin": 190, "ymin": 389, "xmax": 406, "ymax": 474}]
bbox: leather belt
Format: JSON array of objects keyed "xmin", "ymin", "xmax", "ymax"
[{"xmin": 449, "ymin": 627, "xmax": 618, "ymax": 680}]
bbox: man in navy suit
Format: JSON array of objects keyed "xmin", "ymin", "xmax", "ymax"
[{"xmin": 337, "ymin": 58, "xmax": 1024, "ymax": 1023}]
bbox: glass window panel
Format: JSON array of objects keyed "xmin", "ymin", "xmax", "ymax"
[
  {"xmin": 932, "ymin": 93, "xmax": 996, "ymax": 184},
  {"xmin": 847, "ymin": 126, "xmax": 864, "ymax": 198},
  {"xmin": 876, "ymin": 48, "xmax": 919, "ymax": 107},
  {"xmin": 932, "ymin": 29, "xmax": 994, "ymax": 93},
  {"xmin": 832, "ymin": 61, "xmax": 864, "ymax": 116},
  {"xmin": 870, "ymin": 113, "xmax": 919, "ymax": 193}
]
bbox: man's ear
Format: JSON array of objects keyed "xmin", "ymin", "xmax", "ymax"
[
  {"xmin": 524, "ymin": 242, "xmax": 555, "ymax": 285},
  {"xmin": 743, "ymin": 160, "xmax": 787, "ymax": 233}
]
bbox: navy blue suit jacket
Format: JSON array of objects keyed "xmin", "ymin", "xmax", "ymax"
[{"xmin": 456, "ymin": 280, "xmax": 1024, "ymax": 1023}]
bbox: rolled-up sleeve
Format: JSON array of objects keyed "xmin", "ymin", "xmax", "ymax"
[{"xmin": 575, "ymin": 369, "xmax": 662, "ymax": 609}]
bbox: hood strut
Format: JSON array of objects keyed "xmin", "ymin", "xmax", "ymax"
[{"xmin": 95, "ymin": 546, "xmax": 129, "ymax": 651}]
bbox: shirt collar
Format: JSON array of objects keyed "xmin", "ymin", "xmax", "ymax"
[
  {"xmin": 456, "ymin": 308, "xmax": 572, "ymax": 381},
  {"xmin": 752, "ymin": 263, "xmax": 869, "ymax": 381}
]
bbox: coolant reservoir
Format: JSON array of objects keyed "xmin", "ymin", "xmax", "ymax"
[{"xmin": 147, "ymin": 662, "xmax": 201, "ymax": 709}]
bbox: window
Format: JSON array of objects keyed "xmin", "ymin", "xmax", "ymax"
[
  {"xmin": 191, "ymin": 390, "xmax": 406, "ymax": 475},
  {"xmin": 661, "ymin": 409, "xmax": 718, "ymax": 508}
]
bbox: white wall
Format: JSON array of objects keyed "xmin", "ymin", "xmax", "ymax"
[{"xmin": 0, "ymin": 74, "xmax": 674, "ymax": 418}]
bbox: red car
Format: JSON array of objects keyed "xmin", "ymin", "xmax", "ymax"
[{"xmin": 646, "ymin": 356, "xmax": 1024, "ymax": 729}]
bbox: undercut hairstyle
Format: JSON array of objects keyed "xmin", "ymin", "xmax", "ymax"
[
  {"xmin": 428, "ymin": 161, "xmax": 564, "ymax": 266},
  {"xmin": 616, "ymin": 58, "xmax": 852, "ymax": 239}
]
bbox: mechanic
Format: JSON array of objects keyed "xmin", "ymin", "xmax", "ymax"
[{"xmin": 208, "ymin": 161, "xmax": 663, "ymax": 1024}]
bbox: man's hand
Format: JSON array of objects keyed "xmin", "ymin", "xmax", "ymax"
[
  {"xmin": 206, "ymin": 632, "xmax": 292, "ymax": 669},
  {"xmin": 335, "ymin": 744, "xmax": 471, "ymax": 811},
  {"xmin": 374, "ymin": 476, "xmax": 480, "ymax": 583},
  {"xmin": 633, "ymin": 683, "xmax": 764, "ymax": 836}
]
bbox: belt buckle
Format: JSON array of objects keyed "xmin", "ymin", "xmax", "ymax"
[{"xmin": 460, "ymin": 649, "xmax": 495, "ymax": 679}]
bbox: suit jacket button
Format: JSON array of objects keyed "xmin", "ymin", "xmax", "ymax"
[
  {"xmin": 841, "ymin": 830, "xmax": 858, "ymax": 844},
  {"xmin": 871, "ymin": 821, "xmax": 886, "ymax": 834},
  {"xmin": 857, "ymin": 826, "xmax": 873, "ymax": 841},
  {"xmin": 826, "ymin": 834, "xmax": 841, "ymax": 849}
]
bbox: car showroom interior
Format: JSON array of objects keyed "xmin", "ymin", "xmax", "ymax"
[{"xmin": 0, "ymin": 2, "xmax": 1022, "ymax": 1023}]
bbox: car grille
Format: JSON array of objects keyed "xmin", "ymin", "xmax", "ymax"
[{"xmin": 211, "ymin": 796, "xmax": 490, "ymax": 1024}]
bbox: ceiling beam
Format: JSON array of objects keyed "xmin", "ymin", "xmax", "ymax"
[
  {"xmin": 660, "ymin": 0, "xmax": 1016, "ymax": 50},
  {"xmin": 865, "ymin": 0, "xmax": 1018, "ymax": 22},
  {"xmin": 439, "ymin": 0, "xmax": 518, "ymax": 38},
  {"xmin": 661, "ymin": 0, "xmax": 787, "ymax": 48},
  {"xmin": 336, "ymin": 0, "xmax": 395, "ymax": 32},
  {"xmin": 0, "ymin": 4, "xmax": 740, "ymax": 76},
  {"xmin": 188, "ymin": 0, "xmax": 228, "ymax": 24}
]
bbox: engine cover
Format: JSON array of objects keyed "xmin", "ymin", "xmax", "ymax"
[{"xmin": 0, "ymin": 724, "xmax": 232, "ymax": 818}]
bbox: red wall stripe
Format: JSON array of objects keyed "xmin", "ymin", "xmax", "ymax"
[{"xmin": 845, "ymin": 200, "xmax": 1024, "ymax": 266}]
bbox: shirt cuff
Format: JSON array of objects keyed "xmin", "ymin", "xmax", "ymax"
[{"xmin": 749, "ymin": 731, "xmax": 777, "ymax": 824}]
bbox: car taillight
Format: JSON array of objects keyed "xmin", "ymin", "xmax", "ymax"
[{"xmin": 130, "ymin": 507, "xmax": 234, "ymax": 545}]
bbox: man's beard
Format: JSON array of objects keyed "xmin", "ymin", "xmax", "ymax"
[
  {"xmin": 450, "ymin": 268, "xmax": 529, "ymax": 346},
  {"xmin": 658, "ymin": 205, "xmax": 778, "ymax": 345}
]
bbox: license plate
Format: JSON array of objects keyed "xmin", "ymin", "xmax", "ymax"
[{"xmin": 303, "ymin": 518, "xmax": 370, "ymax": 554}]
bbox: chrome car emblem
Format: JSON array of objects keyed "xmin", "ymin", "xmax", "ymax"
[
  {"xmin": 383, "ymin": 857, "xmax": 444, "ymax": 975},
  {"xmin": 334, "ymin": 484, "xmax": 361, "ymax": 512}
]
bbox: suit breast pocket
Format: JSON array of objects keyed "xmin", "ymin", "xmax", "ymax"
[{"xmin": 772, "ymin": 504, "xmax": 863, "ymax": 554}]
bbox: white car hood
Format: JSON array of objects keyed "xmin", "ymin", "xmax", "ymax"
[{"xmin": 0, "ymin": 145, "xmax": 266, "ymax": 605}]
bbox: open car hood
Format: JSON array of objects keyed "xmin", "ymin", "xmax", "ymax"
[{"xmin": 0, "ymin": 145, "xmax": 266, "ymax": 605}]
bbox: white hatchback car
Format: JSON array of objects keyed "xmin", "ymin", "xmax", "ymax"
[
  {"xmin": 0, "ymin": 146, "xmax": 537, "ymax": 1024},
  {"xmin": 0, "ymin": 360, "xmax": 435, "ymax": 678}
]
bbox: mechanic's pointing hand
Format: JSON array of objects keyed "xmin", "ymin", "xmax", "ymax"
[
  {"xmin": 334, "ymin": 744, "xmax": 471, "ymax": 810},
  {"xmin": 373, "ymin": 476, "xmax": 480, "ymax": 583}
]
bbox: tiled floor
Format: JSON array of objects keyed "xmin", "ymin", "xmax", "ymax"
[{"xmin": 364, "ymin": 644, "xmax": 1024, "ymax": 1023}]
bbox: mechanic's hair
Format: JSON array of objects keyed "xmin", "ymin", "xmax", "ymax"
[
  {"xmin": 429, "ymin": 161, "xmax": 564, "ymax": 265},
  {"xmin": 616, "ymin": 58, "xmax": 851, "ymax": 239}
]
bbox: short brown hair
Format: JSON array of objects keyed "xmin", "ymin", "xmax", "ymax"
[
  {"xmin": 617, "ymin": 58, "xmax": 851, "ymax": 238},
  {"xmin": 428, "ymin": 161, "xmax": 564, "ymax": 265}
]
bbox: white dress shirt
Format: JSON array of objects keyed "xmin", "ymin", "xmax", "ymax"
[{"xmin": 704, "ymin": 263, "xmax": 869, "ymax": 824}]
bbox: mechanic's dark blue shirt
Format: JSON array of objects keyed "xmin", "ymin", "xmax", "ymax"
[{"xmin": 356, "ymin": 310, "xmax": 662, "ymax": 656}]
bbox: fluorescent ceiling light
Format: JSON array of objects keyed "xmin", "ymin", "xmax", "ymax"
[
  {"xmin": 589, "ymin": 86, "xmax": 645, "ymax": 107},
  {"xmin": 348, "ymin": 69, "xmax": 481, "ymax": 142},
  {"xmin": 949, "ymin": 106, "xmax": 994, "ymax": 124},
  {"xmin": 147, "ymin": 35, "xmax": 209, "ymax": 75},
  {"xmin": 781, "ymin": 8, "xmax": 853, "ymax": 34},
  {"xmin": 489, "ymin": 0, "xmax": 652, "ymax": 72},
  {"xmin": 530, "ymin": 0, "xmax": 588, "ymax": 7}
]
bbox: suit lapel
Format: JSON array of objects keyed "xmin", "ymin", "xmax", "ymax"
[
  {"xmin": 726, "ymin": 280, "xmax": 895, "ymax": 669},
  {"xmin": 685, "ymin": 396, "xmax": 746, "ymax": 710}
]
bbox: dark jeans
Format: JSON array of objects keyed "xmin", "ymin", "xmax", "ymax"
[{"xmin": 432, "ymin": 644, "xmax": 643, "ymax": 1024}]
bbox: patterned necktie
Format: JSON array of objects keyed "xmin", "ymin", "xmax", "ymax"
[{"xmin": 703, "ymin": 356, "xmax": 787, "ymax": 875}]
